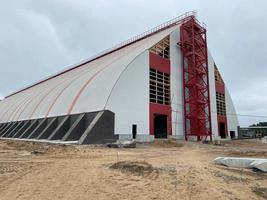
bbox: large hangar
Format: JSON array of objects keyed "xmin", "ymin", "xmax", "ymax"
[{"xmin": 0, "ymin": 12, "xmax": 238, "ymax": 144}]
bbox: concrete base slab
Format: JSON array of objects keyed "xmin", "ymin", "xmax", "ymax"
[
  {"xmin": 168, "ymin": 135, "xmax": 184, "ymax": 140},
  {"xmin": 118, "ymin": 134, "xmax": 154, "ymax": 142},
  {"xmin": 0, "ymin": 137, "xmax": 78, "ymax": 145},
  {"xmin": 214, "ymin": 157, "xmax": 267, "ymax": 172}
]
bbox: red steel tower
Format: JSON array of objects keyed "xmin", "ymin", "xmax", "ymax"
[{"xmin": 180, "ymin": 17, "xmax": 212, "ymax": 141}]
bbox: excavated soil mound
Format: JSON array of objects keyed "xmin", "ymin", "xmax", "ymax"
[{"xmin": 110, "ymin": 161, "xmax": 158, "ymax": 178}]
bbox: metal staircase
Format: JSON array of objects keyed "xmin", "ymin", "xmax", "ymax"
[{"xmin": 180, "ymin": 17, "xmax": 212, "ymax": 141}]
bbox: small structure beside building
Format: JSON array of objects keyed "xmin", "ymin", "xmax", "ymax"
[{"xmin": 238, "ymin": 126, "xmax": 267, "ymax": 139}]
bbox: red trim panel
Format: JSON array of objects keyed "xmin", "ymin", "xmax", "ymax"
[
  {"xmin": 215, "ymin": 79, "xmax": 228, "ymax": 137},
  {"xmin": 149, "ymin": 52, "xmax": 172, "ymax": 136},
  {"xmin": 149, "ymin": 52, "xmax": 170, "ymax": 74},
  {"xmin": 217, "ymin": 115, "xmax": 228, "ymax": 137},
  {"xmin": 215, "ymin": 82, "xmax": 225, "ymax": 94},
  {"xmin": 149, "ymin": 103, "xmax": 172, "ymax": 135}
]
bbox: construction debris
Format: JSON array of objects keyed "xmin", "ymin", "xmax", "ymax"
[
  {"xmin": 252, "ymin": 186, "xmax": 267, "ymax": 199},
  {"xmin": 106, "ymin": 140, "xmax": 136, "ymax": 148},
  {"xmin": 31, "ymin": 150, "xmax": 45, "ymax": 155},
  {"xmin": 214, "ymin": 157, "xmax": 267, "ymax": 172},
  {"xmin": 261, "ymin": 136, "xmax": 267, "ymax": 144},
  {"xmin": 213, "ymin": 140, "xmax": 221, "ymax": 146}
]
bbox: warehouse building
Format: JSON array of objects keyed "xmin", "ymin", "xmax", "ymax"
[
  {"xmin": 0, "ymin": 11, "xmax": 238, "ymax": 144},
  {"xmin": 238, "ymin": 126, "xmax": 267, "ymax": 139}
]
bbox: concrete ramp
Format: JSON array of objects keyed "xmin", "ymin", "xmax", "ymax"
[{"xmin": 214, "ymin": 157, "xmax": 267, "ymax": 172}]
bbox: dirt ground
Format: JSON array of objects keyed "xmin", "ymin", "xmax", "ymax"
[{"xmin": 0, "ymin": 139, "xmax": 266, "ymax": 200}]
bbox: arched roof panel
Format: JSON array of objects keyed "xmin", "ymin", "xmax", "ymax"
[{"xmin": 0, "ymin": 25, "xmax": 178, "ymax": 123}]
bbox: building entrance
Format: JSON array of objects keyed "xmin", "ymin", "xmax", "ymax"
[{"xmin": 154, "ymin": 114, "xmax": 168, "ymax": 138}]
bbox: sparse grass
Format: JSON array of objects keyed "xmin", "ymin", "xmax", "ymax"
[
  {"xmin": 213, "ymin": 171, "xmax": 248, "ymax": 183},
  {"xmin": 252, "ymin": 186, "xmax": 267, "ymax": 199},
  {"xmin": 109, "ymin": 160, "xmax": 159, "ymax": 178},
  {"xmin": 227, "ymin": 150, "xmax": 267, "ymax": 158},
  {"xmin": 152, "ymin": 139, "xmax": 185, "ymax": 148}
]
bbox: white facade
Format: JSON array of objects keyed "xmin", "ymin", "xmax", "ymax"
[
  {"xmin": 169, "ymin": 29, "xmax": 184, "ymax": 138},
  {"xmin": 226, "ymin": 87, "xmax": 239, "ymax": 136},
  {"xmin": 105, "ymin": 51, "xmax": 150, "ymax": 136}
]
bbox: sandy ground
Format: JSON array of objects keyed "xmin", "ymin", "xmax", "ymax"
[{"xmin": 0, "ymin": 139, "xmax": 266, "ymax": 200}]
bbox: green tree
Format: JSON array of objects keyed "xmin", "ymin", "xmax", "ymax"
[{"xmin": 249, "ymin": 122, "xmax": 267, "ymax": 127}]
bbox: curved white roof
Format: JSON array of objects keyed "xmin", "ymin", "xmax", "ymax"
[{"xmin": 0, "ymin": 24, "xmax": 179, "ymax": 123}]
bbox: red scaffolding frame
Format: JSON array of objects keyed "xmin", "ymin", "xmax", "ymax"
[{"xmin": 180, "ymin": 17, "xmax": 212, "ymax": 141}]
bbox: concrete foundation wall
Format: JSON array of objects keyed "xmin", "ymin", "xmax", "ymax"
[{"xmin": 0, "ymin": 110, "xmax": 117, "ymax": 144}]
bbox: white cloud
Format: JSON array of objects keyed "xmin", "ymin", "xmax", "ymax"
[{"xmin": 0, "ymin": 92, "xmax": 3, "ymax": 100}]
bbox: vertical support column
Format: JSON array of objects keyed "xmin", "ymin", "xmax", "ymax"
[
  {"xmin": 180, "ymin": 17, "xmax": 212, "ymax": 141},
  {"xmin": 0, "ymin": 123, "xmax": 10, "ymax": 136},
  {"xmin": 20, "ymin": 119, "xmax": 39, "ymax": 138},
  {"xmin": 0, "ymin": 124, "xmax": 5, "ymax": 132},
  {"xmin": 7, "ymin": 121, "xmax": 24, "ymax": 138},
  {"xmin": 2, "ymin": 122, "xmax": 17, "ymax": 137},
  {"xmin": 12, "ymin": 121, "xmax": 31, "ymax": 138},
  {"xmin": 215, "ymin": 65, "xmax": 228, "ymax": 138}
]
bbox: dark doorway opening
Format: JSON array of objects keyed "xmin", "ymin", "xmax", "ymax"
[
  {"xmin": 219, "ymin": 122, "xmax": 226, "ymax": 138},
  {"xmin": 154, "ymin": 114, "xmax": 168, "ymax": 138},
  {"xmin": 230, "ymin": 131, "xmax": 235, "ymax": 139},
  {"xmin": 132, "ymin": 124, "xmax": 137, "ymax": 139}
]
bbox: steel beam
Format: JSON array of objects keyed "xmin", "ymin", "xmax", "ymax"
[
  {"xmin": 0, "ymin": 123, "xmax": 11, "ymax": 136},
  {"xmin": 6, "ymin": 121, "xmax": 24, "ymax": 138},
  {"xmin": 37, "ymin": 118, "xmax": 57, "ymax": 139},
  {"xmin": 12, "ymin": 121, "xmax": 31, "ymax": 138},
  {"xmin": 62, "ymin": 114, "xmax": 85, "ymax": 141},
  {"xmin": 27, "ymin": 118, "xmax": 47, "ymax": 139},
  {"xmin": 19, "ymin": 119, "xmax": 39, "ymax": 138},
  {"xmin": 1, "ymin": 122, "xmax": 17, "ymax": 137},
  {"xmin": 48, "ymin": 116, "xmax": 70, "ymax": 140}
]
